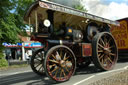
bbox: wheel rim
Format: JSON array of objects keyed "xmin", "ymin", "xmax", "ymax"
[
  {"xmin": 46, "ymin": 47, "xmax": 75, "ymax": 82},
  {"xmin": 97, "ymin": 33, "xmax": 118, "ymax": 70},
  {"xmin": 31, "ymin": 49, "xmax": 44, "ymax": 74}
]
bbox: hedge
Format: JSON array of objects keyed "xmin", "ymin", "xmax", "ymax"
[{"xmin": 0, "ymin": 46, "xmax": 8, "ymax": 67}]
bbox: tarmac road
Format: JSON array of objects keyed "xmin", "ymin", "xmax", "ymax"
[{"xmin": 0, "ymin": 58, "xmax": 128, "ymax": 85}]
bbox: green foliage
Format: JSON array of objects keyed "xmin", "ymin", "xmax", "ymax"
[
  {"xmin": 0, "ymin": 58, "xmax": 8, "ymax": 67},
  {"xmin": 0, "ymin": 0, "xmax": 34, "ymax": 67},
  {"xmin": 13, "ymin": 0, "xmax": 35, "ymax": 30},
  {"xmin": 74, "ymin": 4, "xmax": 87, "ymax": 12},
  {"xmin": 0, "ymin": 0, "xmax": 35, "ymax": 44},
  {"xmin": 0, "ymin": 45, "xmax": 8, "ymax": 67},
  {"xmin": 0, "ymin": 45, "xmax": 5, "ymax": 59},
  {"xmin": 0, "ymin": 14, "xmax": 20, "ymax": 43},
  {"xmin": 0, "ymin": 0, "xmax": 15, "ymax": 18},
  {"xmin": 0, "ymin": 1, "xmax": 19, "ymax": 44}
]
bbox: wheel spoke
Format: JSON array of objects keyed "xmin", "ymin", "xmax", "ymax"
[
  {"xmin": 98, "ymin": 53, "xmax": 101, "ymax": 57},
  {"xmin": 107, "ymin": 38, "xmax": 111, "ymax": 44},
  {"xmin": 99, "ymin": 54, "xmax": 104, "ymax": 60},
  {"xmin": 107, "ymin": 55, "xmax": 113, "ymax": 64},
  {"xmin": 64, "ymin": 66, "xmax": 69, "ymax": 72},
  {"xmin": 56, "ymin": 51, "xmax": 61, "ymax": 60},
  {"xmin": 45, "ymin": 46, "xmax": 75, "ymax": 82},
  {"xmin": 49, "ymin": 59, "xmax": 59, "ymax": 64},
  {"xmin": 37, "ymin": 53, "xmax": 43, "ymax": 58},
  {"xmin": 104, "ymin": 59, "xmax": 107, "ymax": 65},
  {"xmin": 66, "ymin": 61, "xmax": 72, "ymax": 68},
  {"xmin": 38, "ymin": 64, "xmax": 43, "ymax": 72},
  {"xmin": 103, "ymin": 55, "xmax": 108, "ymax": 64},
  {"xmin": 49, "ymin": 64, "xmax": 56, "ymax": 69},
  {"xmin": 54, "ymin": 68, "xmax": 59, "ymax": 77},
  {"xmin": 30, "ymin": 49, "xmax": 45, "ymax": 75},
  {"xmin": 60, "ymin": 69, "xmax": 63, "ymax": 78},
  {"xmin": 51, "ymin": 67, "xmax": 59, "ymax": 73},
  {"xmin": 93, "ymin": 33, "xmax": 118, "ymax": 70},
  {"xmin": 62, "ymin": 69, "xmax": 66, "ymax": 77},
  {"xmin": 109, "ymin": 45, "xmax": 115, "ymax": 49},
  {"xmin": 108, "ymin": 54, "xmax": 112, "ymax": 61},
  {"xmin": 104, "ymin": 55, "xmax": 111, "ymax": 66},
  {"xmin": 105, "ymin": 38, "xmax": 111, "ymax": 48},
  {"xmin": 98, "ymin": 50, "xmax": 103, "ymax": 53},
  {"xmin": 35, "ymin": 62, "xmax": 41, "ymax": 68},
  {"xmin": 51, "ymin": 54, "xmax": 57, "ymax": 60},
  {"xmin": 64, "ymin": 56, "xmax": 70, "ymax": 61},
  {"xmin": 106, "ymin": 58, "xmax": 111, "ymax": 66},
  {"xmin": 101, "ymin": 58, "xmax": 104, "ymax": 65},
  {"xmin": 100, "ymin": 38, "xmax": 105, "ymax": 46},
  {"xmin": 60, "ymin": 48, "xmax": 63, "ymax": 58},
  {"xmin": 63, "ymin": 53, "xmax": 67, "ymax": 60},
  {"xmin": 109, "ymin": 53, "xmax": 116, "ymax": 56},
  {"xmin": 66, "ymin": 61, "xmax": 72, "ymax": 63},
  {"xmin": 35, "ymin": 58, "xmax": 42, "ymax": 62},
  {"xmin": 104, "ymin": 35, "xmax": 107, "ymax": 46},
  {"xmin": 98, "ymin": 43, "xmax": 104, "ymax": 49}
]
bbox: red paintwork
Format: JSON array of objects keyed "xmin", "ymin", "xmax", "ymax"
[{"xmin": 82, "ymin": 43, "xmax": 92, "ymax": 57}]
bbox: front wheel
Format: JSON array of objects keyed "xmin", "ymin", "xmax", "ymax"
[
  {"xmin": 92, "ymin": 32, "xmax": 118, "ymax": 71},
  {"xmin": 44, "ymin": 45, "xmax": 76, "ymax": 82},
  {"xmin": 30, "ymin": 49, "xmax": 45, "ymax": 75}
]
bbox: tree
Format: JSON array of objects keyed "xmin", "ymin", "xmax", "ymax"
[
  {"xmin": 0, "ymin": 0, "xmax": 19, "ymax": 67},
  {"xmin": 0, "ymin": 1, "xmax": 20, "ymax": 43},
  {"xmin": 0, "ymin": 0, "xmax": 35, "ymax": 45},
  {"xmin": 0, "ymin": 0, "xmax": 34, "ymax": 67},
  {"xmin": 13, "ymin": 0, "xmax": 34, "ymax": 31},
  {"xmin": 74, "ymin": 4, "xmax": 87, "ymax": 12},
  {"xmin": 0, "ymin": 14, "xmax": 20, "ymax": 43}
]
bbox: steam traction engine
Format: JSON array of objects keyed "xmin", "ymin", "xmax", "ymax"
[{"xmin": 24, "ymin": 0, "xmax": 119, "ymax": 82}]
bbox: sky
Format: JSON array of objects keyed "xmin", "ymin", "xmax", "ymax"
[
  {"xmin": 49, "ymin": 0, "xmax": 128, "ymax": 20},
  {"xmin": 102, "ymin": 0, "xmax": 128, "ymax": 4},
  {"xmin": 81, "ymin": 0, "xmax": 128, "ymax": 20}
]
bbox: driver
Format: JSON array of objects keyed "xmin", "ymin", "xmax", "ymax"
[
  {"xmin": 55, "ymin": 22, "xmax": 66, "ymax": 36},
  {"xmin": 38, "ymin": 14, "xmax": 48, "ymax": 33}
]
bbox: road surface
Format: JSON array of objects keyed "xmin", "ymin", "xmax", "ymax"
[{"xmin": 0, "ymin": 58, "xmax": 128, "ymax": 85}]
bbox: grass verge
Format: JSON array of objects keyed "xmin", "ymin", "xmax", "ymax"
[{"xmin": 0, "ymin": 64, "xmax": 29, "ymax": 71}]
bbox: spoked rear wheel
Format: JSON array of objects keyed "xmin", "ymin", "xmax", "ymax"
[
  {"xmin": 44, "ymin": 45, "xmax": 76, "ymax": 82},
  {"xmin": 30, "ymin": 49, "xmax": 45, "ymax": 75},
  {"xmin": 92, "ymin": 32, "xmax": 118, "ymax": 71}
]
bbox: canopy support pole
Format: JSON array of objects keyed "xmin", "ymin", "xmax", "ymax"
[
  {"xmin": 35, "ymin": 11, "xmax": 38, "ymax": 33},
  {"xmin": 29, "ymin": 17, "xmax": 31, "ymax": 35},
  {"xmin": 47, "ymin": 10, "xmax": 54, "ymax": 33}
]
